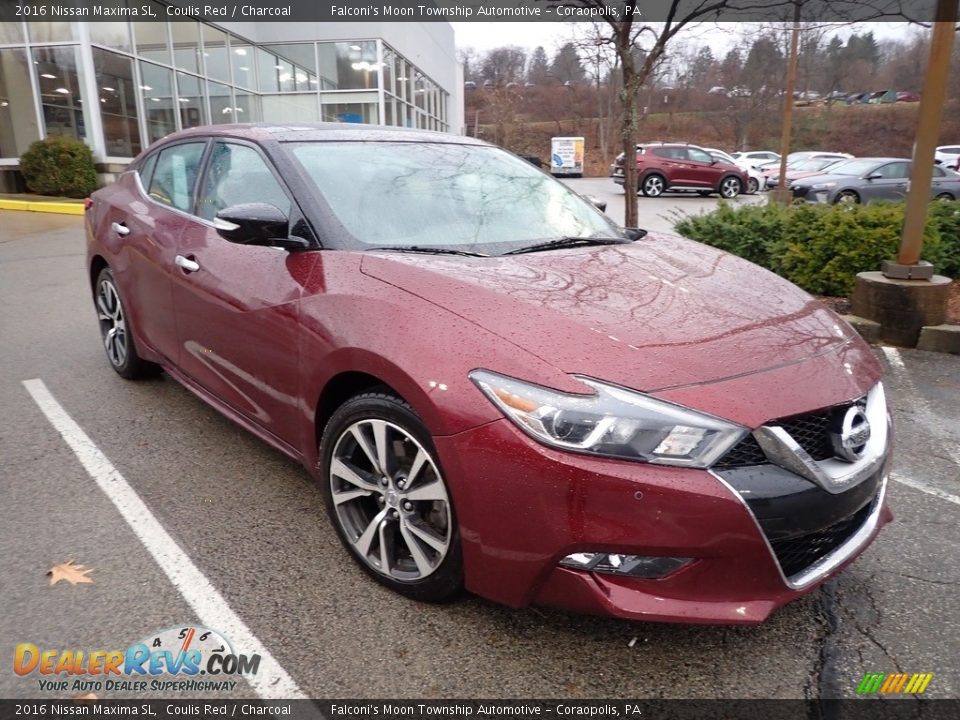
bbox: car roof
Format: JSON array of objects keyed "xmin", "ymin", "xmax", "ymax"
[{"xmin": 165, "ymin": 122, "xmax": 487, "ymax": 146}]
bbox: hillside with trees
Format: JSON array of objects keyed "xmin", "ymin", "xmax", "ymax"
[{"xmin": 461, "ymin": 27, "xmax": 960, "ymax": 176}]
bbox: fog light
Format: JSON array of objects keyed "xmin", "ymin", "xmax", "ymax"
[{"xmin": 559, "ymin": 553, "xmax": 691, "ymax": 578}]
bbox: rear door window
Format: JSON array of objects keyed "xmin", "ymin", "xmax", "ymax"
[{"xmin": 147, "ymin": 142, "xmax": 207, "ymax": 213}]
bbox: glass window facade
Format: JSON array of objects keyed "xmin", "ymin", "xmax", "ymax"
[
  {"xmin": 0, "ymin": 21, "xmax": 453, "ymax": 163},
  {"xmin": 0, "ymin": 47, "xmax": 40, "ymax": 157}
]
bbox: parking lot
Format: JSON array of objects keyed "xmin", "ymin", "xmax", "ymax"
[{"xmin": 1, "ymin": 206, "xmax": 958, "ymax": 700}]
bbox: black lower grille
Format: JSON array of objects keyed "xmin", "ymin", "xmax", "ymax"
[
  {"xmin": 792, "ymin": 185, "xmax": 810, "ymax": 199},
  {"xmin": 769, "ymin": 503, "xmax": 872, "ymax": 578}
]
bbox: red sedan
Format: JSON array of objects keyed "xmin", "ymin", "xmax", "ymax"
[{"xmin": 86, "ymin": 124, "xmax": 892, "ymax": 624}]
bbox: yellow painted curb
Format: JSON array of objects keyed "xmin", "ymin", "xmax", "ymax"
[{"xmin": 0, "ymin": 198, "xmax": 85, "ymax": 215}]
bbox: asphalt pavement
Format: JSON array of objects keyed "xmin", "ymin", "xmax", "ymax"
[{"xmin": 1, "ymin": 198, "xmax": 958, "ymax": 701}]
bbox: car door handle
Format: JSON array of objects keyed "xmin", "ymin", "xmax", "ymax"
[
  {"xmin": 175, "ymin": 255, "xmax": 200, "ymax": 273},
  {"xmin": 111, "ymin": 222, "xmax": 130, "ymax": 237}
]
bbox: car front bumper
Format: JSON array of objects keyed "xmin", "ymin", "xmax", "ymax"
[{"xmin": 434, "ymin": 410, "xmax": 892, "ymax": 625}]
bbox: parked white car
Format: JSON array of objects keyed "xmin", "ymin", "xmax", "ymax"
[
  {"xmin": 705, "ymin": 148, "xmax": 766, "ymax": 194},
  {"xmin": 934, "ymin": 145, "xmax": 960, "ymax": 166},
  {"xmin": 730, "ymin": 150, "xmax": 781, "ymax": 169}
]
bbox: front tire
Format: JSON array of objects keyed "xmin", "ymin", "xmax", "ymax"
[
  {"xmin": 719, "ymin": 176, "xmax": 743, "ymax": 199},
  {"xmin": 94, "ymin": 267, "xmax": 159, "ymax": 379},
  {"xmin": 319, "ymin": 392, "xmax": 463, "ymax": 602},
  {"xmin": 641, "ymin": 174, "xmax": 666, "ymax": 197},
  {"xmin": 835, "ymin": 190, "xmax": 860, "ymax": 204}
]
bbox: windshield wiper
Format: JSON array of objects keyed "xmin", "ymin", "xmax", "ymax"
[
  {"xmin": 371, "ymin": 245, "xmax": 489, "ymax": 258},
  {"xmin": 503, "ymin": 236, "xmax": 630, "ymax": 255}
]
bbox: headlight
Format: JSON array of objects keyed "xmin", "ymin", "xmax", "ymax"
[
  {"xmin": 811, "ymin": 181, "xmax": 837, "ymax": 190},
  {"xmin": 469, "ymin": 370, "xmax": 747, "ymax": 468}
]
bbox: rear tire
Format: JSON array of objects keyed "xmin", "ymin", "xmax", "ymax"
[
  {"xmin": 935, "ymin": 192, "xmax": 954, "ymax": 201},
  {"xmin": 748, "ymin": 177, "xmax": 760, "ymax": 194},
  {"xmin": 641, "ymin": 174, "xmax": 666, "ymax": 197},
  {"xmin": 94, "ymin": 267, "xmax": 160, "ymax": 379},
  {"xmin": 319, "ymin": 392, "xmax": 464, "ymax": 603}
]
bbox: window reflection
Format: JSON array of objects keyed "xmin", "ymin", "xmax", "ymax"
[
  {"xmin": 317, "ymin": 42, "xmax": 379, "ymax": 90},
  {"xmin": 28, "ymin": 23, "xmax": 75, "ymax": 43},
  {"xmin": 90, "ymin": 22, "xmax": 131, "ymax": 53},
  {"xmin": 230, "ymin": 40, "xmax": 254, "ymax": 89},
  {"xmin": 140, "ymin": 62, "xmax": 175, "ymax": 143},
  {"xmin": 0, "ymin": 48, "xmax": 40, "ymax": 158},
  {"xmin": 202, "ymin": 25, "xmax": 230, "ymax": 84},
  {"xmin": 176, "ymin": 72, "xmax": 207, "ymax": 128},
  {"xmin": 170, "ymin": 20, "xmax": 201, "ymax": 74},
  {"xmin": 262, "ymin": 94, "xmax": 318, "ymax": 122},
  {"xmin": 208, "ymin": 80, "xmax": 234, "ymax": 124},
  {"xmin": 134, "ymin": 6, "xmax": 170, "ymax": 65},
  {"xmin": 0, "ymin": 22, "xmax": 25, "ymax": 44},
  {"xmin": 93, "ymin": 48, "xmax": 141, "ymax": 157},
  {"xmin": 32, "ymin": 46, "xmax": 87, "ymax": 142}
]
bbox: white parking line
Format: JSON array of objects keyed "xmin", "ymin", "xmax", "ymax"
[
  {"xmin": 881, "ymin": 346, "xmax": 960, "ymax": 470},
  {"xmin": 891, "ymin": 473, "xmax": 960, "ymax": 507},
  {"xmin": 22, "ymin": 378, "xmax": 305, "ymax": 700}
]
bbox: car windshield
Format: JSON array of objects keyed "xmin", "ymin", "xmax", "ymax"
[
  {"xmin": 820, "ymin": 158, "xmax": 883, "ymax": 176},
  {"xmin": 288, "ymin": 141, "xmax": 620, "ymax": 254}
]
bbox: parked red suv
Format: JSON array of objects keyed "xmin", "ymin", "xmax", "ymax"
[{"xmin": 612, "ymin": 142, "xmax": 749, "ymax": 198}]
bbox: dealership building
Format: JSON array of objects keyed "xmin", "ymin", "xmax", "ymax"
[{"xmin": 0, "ymin": 8, "xmax": 463, "ymax": 189}]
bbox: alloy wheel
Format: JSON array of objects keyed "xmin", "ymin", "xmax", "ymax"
[
  {"xmin": 97, "ymin": 276, "xmax": 128, "ymax": 368},
  {"xmin": 329, "ymin": 419, "xmax": 452, "ymax": 581},
  {"xmin": 720, "ymin": 177, "xmax": 741, "ymax": 198},
  {"xmin": 643, "ymin": 176, "xmax": 665, "ymax": 197}
]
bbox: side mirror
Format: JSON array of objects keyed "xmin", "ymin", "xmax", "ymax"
[
  {"xmin": 865, "ymin": 173, "xmax": 883, "ymax": 181},
  {"xmin": 624, "ymin": 227, "xmax": 648, "ymax": 241},
  {"xmin": 214, "ymin": 203, "xmax": 308, "ymax": 250}
]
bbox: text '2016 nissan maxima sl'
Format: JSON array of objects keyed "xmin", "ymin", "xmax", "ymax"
[{"xmin": 86, "ymin": 123, "xmax": 892, "ymax": 624}]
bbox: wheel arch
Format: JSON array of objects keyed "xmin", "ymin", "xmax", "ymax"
[
  {"xmin": 89, "ymin": 254, "xmax": 109, "ymax": 293},
  {"xmin": 314, "ymin": 370, "xmax": 404, "ymax": 451}
]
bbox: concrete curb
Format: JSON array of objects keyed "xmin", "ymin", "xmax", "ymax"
[{"xmin": 0, "ymin": 198, "xmax": 84, "ymax": 216}]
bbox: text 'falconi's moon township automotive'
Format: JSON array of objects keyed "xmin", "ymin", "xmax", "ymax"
[{"xmin": 86, "ymin": 123, "xmax": 892, "ymax": 624}]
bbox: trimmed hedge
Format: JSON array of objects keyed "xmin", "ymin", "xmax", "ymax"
[
  {"xmin": 674, "ymin": 200, "xmax": 957, "ymax": 296},
  {"xmin": 20, "ymin": 136, "xmax": 97, "ymax": 198}
]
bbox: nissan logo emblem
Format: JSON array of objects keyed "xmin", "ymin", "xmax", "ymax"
[{"xmin": 830, "ymin": 405, "xmax": 871, "ymax": 462}]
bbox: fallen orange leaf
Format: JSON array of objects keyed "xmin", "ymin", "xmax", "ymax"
[{"xmin": 48, "ymin": 560, "xmax": 94, "ymax": 586}]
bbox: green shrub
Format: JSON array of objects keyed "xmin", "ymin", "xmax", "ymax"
[
  {"xmin": 674, "ymin": 201, "xmax": 788, "ymax": 268},
  {"xmin": 674, "ymin": 199, "xmax": 949, "ymax": 297},
  {"xmin": 19, "ymin": 136, "xmax": 97, "ymax": 198},
  {"xmin": 926, "ymin": 200, "xmax": 960, "ymax": 278}
]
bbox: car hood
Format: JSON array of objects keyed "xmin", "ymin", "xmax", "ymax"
[{"xmin": 360, "ymin": 235, "xmax": 858, "ymax": 392}]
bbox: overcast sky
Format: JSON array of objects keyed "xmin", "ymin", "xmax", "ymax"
[{"xmin": 451, "ymin": 21, "xmax": 919, "ymax": 54}]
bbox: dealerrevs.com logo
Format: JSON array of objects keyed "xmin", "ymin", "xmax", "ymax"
[{"xmin": 14, "ymin": 625, "xmax": 260, "ymax": 693}]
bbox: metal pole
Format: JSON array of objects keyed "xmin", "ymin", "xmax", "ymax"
[
  {"xmin": 772, "ymin": 2, "xmax": 802, "ymax": 205},
  {"xmin": 891, "ymin": 0, "xmax": 958, "ymax": 273}
]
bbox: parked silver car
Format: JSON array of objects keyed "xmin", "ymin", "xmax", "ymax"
[{"xmin": 789, "ymin": 157, "xmax": 960, "ymax": 204}]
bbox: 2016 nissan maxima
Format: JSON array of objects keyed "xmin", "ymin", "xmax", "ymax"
[{"xmin": 86, "ymin": 124, "xmax": 892, "ymax": 624}]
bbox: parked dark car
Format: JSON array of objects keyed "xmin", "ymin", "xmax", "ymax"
[
  {"xmin": 611, "ymin": 142, "xmax": 749, "ymax": 198},
  {"xmin": 86, "ymin": 123, "xmax": 892, "ymax": 624},
  {"xmin": 790, "ymin": 157, "xmax": 960, "ymax": 203}
]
